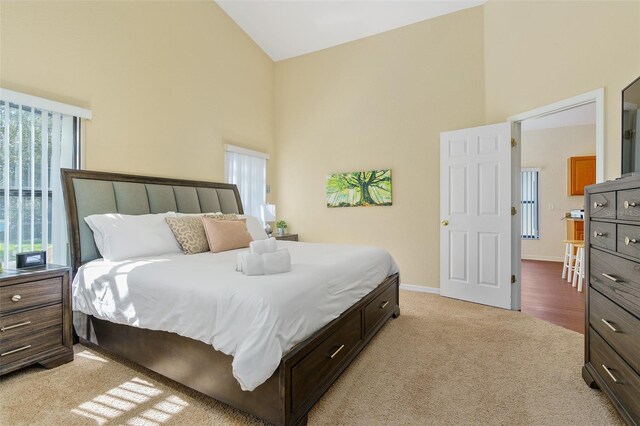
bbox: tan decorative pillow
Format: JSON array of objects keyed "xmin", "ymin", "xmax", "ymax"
[
  {"xmin": 166, "ymin": 213, "xmax": 239, "ymax": 254},
  {"xmin": 202, "ymin": 216, "xmax": 252, "ymax": 253},
  {"xmin": 165, "ymin": 216, "xmax": 210, "ymax": 254}
]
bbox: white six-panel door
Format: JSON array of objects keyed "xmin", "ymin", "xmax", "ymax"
[{"xmin": 440, "ymin": 123, "xmax": 512, "ymax": 309}]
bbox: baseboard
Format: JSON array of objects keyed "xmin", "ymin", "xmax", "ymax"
[
  {"xmin": 521, "ymin": 255, "xmax": 563, "ymax": 263},
  {"xmin": 399, "ymin": 283, "xmax": 440, "ymax": 295}
]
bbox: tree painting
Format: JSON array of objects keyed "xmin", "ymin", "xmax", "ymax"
[{"xmin": 326, "ymin": 169, "xmax": 392, "ymax": 208}]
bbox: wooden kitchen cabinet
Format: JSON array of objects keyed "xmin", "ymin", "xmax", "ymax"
[
  {"xmin": 566, "ymin": 218, "xmax": 584, "ymax": 241},
  {"xmin": 567, "ymin": 156, "xmax": 596, "ymax": 196}
]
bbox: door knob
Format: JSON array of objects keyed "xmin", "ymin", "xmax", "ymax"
[{"xmin": 442, "ymin": 220, "xmax": 449, "ymax": 226}]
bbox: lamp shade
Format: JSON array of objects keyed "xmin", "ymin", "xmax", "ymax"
[{"xmin": 261, "ymin": 204, "xmax": 276, "ymax": 223}]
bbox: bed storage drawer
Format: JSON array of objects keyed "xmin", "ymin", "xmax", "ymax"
[
  {"xmin": 590, "ymin": 192, "xmax": 616, "ymax": 219},
  {"xmin": 590, "ymin": 222, "xmax": 616, "ymax": 251},
  {"xmin": 617, "ymin": 189, "xmax": 640, "ymax": 222},
  {"xmin": 291, "ymin": 309, "xmax": 362, "ymax": 412},
  {"xmin": 618, "ymin": 224, "xmax": 640, "ymax": 260},
  {"xmin": 589, "ymin": 329, "xmax": 640, "ymax": 423},
  {"xmin": 589, "ymin": 290, "xmax": 640, "ymax": 374},
  {"xmin": 365, "ymin": 281, "xmax": 398, "ymax": 334},
  {"xmin": 589, "ymin": 249, "xmax": 640, "ymax": 315},
  {"xmin": 0, "ymin": 278, "xmax": 62, "ymax": 315}
]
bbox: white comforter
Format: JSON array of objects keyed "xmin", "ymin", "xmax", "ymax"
[{"xmin": 72, "ymin": 241, "xmax": 398, "ymax": 391}]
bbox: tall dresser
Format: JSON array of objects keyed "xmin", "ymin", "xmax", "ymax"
[{"xmin": 583, "ymin": 175, "xmax": 640, "ymax": 425}]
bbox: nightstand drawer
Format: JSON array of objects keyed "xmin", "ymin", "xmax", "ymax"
[
  {"xmin": 0, "ymin": 326, "xmax": 62, "ymax": 366},
  {"xmin": 0, "ymin": 304, "xmax": 62, "ymax": 341},
  {"xmin": 0, "ymin": 277, "xmax": 62, "ymax": 315}
]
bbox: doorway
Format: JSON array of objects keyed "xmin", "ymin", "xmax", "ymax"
[{"xmin": 509, "ymin": 89, "xmax": 605, "ymax": 333}]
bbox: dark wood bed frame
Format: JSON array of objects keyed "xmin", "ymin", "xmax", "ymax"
[{"xmin": 62, "ymin": 169, "xmax": 400, "ymax": 426}]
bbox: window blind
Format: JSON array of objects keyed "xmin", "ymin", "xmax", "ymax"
[
  {"xmin": 0, "ymin": 93, "xmax": 84, "ymax": 266},
  {"xmin": 224, "ymin": 145, "xmax": 268, "ymax": 221},
  {"xmin": 521, "ymin": 169, "xmax": 540, "ymax": 239}
]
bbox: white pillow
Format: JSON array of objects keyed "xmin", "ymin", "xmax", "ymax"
[
  {"xmin": 84, "ymin": 212, "xmax": 181, "ymax": 261},
  {"xmin": 238, "ymin": 214, "xmax": 268, "ymax": 240}
]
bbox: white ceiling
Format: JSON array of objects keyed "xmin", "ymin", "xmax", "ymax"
[
  {"xmin": 522, "ymin": 103, "xmax": 596, "ymax": 132},
  {"xmin": 216, "ymin": 1, "xmax": 486, "ymax": 61}
]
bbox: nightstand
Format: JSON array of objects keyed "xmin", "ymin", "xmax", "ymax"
[
  {"xmin": 274, "ymin": 234, "xmax": 298, "ymax": 241},
  {"xmin": 0, "ymin": 265, "xmax": 73, "ymax": 376}
]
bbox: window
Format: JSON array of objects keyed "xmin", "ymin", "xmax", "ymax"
[
  {"xmin": 521, "ymin": 169, "xmax": 540, "ymax": 239},
  {"xmin": 0, "ymin": 89, "xmax": 91, "ymax": 266},
  {"xmin": 224, "ymin": 144, "xmax": 268, "ymax": 220}
]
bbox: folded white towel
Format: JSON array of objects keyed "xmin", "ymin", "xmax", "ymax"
[
  {"xmin": 236, "ymin": 248, "xmax": 291, "ymax": 275},
  {"xmin": 262, "ymin": 249, "xmax": 291, "ymax": 275},
  {"xmin": 242, "ymin": 253, "xmax": 265, "ymax": 276},
  {"xmin": 250, "ymin": 237, "xmax": 277, "ymax": 255}
]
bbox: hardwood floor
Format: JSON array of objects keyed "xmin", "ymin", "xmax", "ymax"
[{"xmin": 521, "ymin": 260, "xmax": 585, "ymax": 334}]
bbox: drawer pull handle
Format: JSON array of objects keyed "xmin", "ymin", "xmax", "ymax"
[
  {"xmin": 624, "ymin": 200, "xmax": 638, "ymax": 209},
  {"xmin": 0, "ymin": 321, "xmax": 32, "ymax": 332},
  {"xmin": 624, "ymin": 236, "xmax": 637, "ymax": 245},
  {"xmin": 602, "ymin": 365, "xmax": 621, "ymax": 384},
  {"xmin": 11, "ymin": 295, "xmax": 21, "ymax": 303},
  {"xmin": 379, "ymin": 301, "xmax": 389, "ymax": 309},
  {"xmin": 0, "ymin": 345, "xmax": 32, "ymax": 357},
  {"xmin": 601, "ymin": 319, "xmax": 618, "ymax": 333},
  {"xmin": 593, "ymin": 201, "xmax": 606, "ymax": 208},
  {"xmin": 329, "ymin": 344, "xmax": 345, "ymax": 359},
  {"xmin": 593, "ymin": 231, "xmax": 606, "ymax": 237},
  {"xmin": 601, "ymin": 273, "xmax": 620, "ymax": 283}
]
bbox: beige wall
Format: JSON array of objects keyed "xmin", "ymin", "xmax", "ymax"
[
  {"xmin": 0, "ymin": 1, "xmax": 275, "ymax": 194},
  {"xmin": 274, "ymin": 7, "xmax": 486, "ymax": 286},
  {"xmin": 521, "ymin": 125, "xmax": 596, "ymax": 261},
  {"xmin": 275, "ymin": 1, "xmax": 640, "ymax": 287},
  {"xmin": 484, "ymin": 0, "xmax": 640, "ymax": 180}
]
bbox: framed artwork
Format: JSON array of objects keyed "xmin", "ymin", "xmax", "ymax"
[{"xmin": 326, "ymin": 169, "xmax": 392, "ymax": 208}]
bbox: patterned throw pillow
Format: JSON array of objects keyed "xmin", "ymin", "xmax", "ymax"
[{"xmin": 166, "ymin": 213, "xmax": 238, "ymax": 254}]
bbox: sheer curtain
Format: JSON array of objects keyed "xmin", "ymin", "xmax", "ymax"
[
  {"xmin": 0, "ymin": 89, "xmax": 90, "ymax": 266},
  {"xmin": 224, "ymin": 145, "xmax": 268, "ymax": 220}
]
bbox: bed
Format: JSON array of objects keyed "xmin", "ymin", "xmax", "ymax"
[{"xmin": 62, "ymin": 169, "xmax": 400, "ymax": 426}]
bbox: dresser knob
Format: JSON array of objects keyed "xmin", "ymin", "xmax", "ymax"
[
  {"xmin": 624, "ymin": 200, "xmax": 637, "ymax": 209},
  {"xmin": 593, "ymin": 201, "xmax": 606, "ymax": 208},
  {"xmin": 624, "ymin": 236, "xmax": 637, "ymax": 245},
  {"xmin": 593, "ymin": 231, "xmax": 605, "ymax": 237},
  {"xmin": 11, "ymin": 295, "xmax": 21, "ymax": 303}
]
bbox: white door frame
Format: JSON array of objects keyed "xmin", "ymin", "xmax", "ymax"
[{"xmin": 507, "ymin": 88, "xmax": 605, "ymax": 310}]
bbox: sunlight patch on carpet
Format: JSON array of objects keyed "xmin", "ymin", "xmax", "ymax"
[{"xmin": 70, "ymin": 377, "xmax": 189, "ymax": 425}]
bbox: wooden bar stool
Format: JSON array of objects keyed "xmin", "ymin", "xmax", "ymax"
[
  {"xmin": 562, "ymin": 239, "xmax": 581, "ymax": 282},
  {"xmin": 572, "ymin": 241, "xmax": 585, "ymax": 292}
]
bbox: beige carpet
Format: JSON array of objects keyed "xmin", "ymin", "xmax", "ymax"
[{"xmin": 0, "ymin": 291, "xmax": 622, "ymax": 426}]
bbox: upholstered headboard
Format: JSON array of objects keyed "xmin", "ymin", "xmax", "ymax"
[{"xmin": 61, "ymin": 169, "xmax": 243, "ymax": 271}]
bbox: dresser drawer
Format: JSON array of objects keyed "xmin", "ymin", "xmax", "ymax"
[
  {"xmin": 617, "ymin": 189, "xmax": 640, "ymax": 222},
  {"xmin": 590, "ymin": 249, "xmax": 640, "ymax": 315},
  {"xmin": 0, "ymin": 326, "xmax": 62, "ymax": 366},
  {"xmin": 590, "ymin": 290, "xmax": 640, "ymax": 374},
  {"xmin": 291, "ymin": 309, "xmax": 362, "ymax": 412},
  {"xmin": 590, "ymin": 328, "xmax": 640, "ymax": 423},
  {"xmin": 590, "ymin": 222, "xmax": 616, "ymax": 251},
  {"xmin": 0, "ymin": 278, "xmax": 62, "ymax": 315},
  {"xmin": 364, "ymin": 282, "xmax": 397, "ymax": 335},
  {"xmin": 590, "ymin": 192, "xmax": 616, "ymax": 219},
  {"xmin": 0, "ymin": 304, "xmax": 62, "ymax": 342},
  {"xmin": 618, "ymin": 224, "xmax": 640, "ymax": 260}
]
